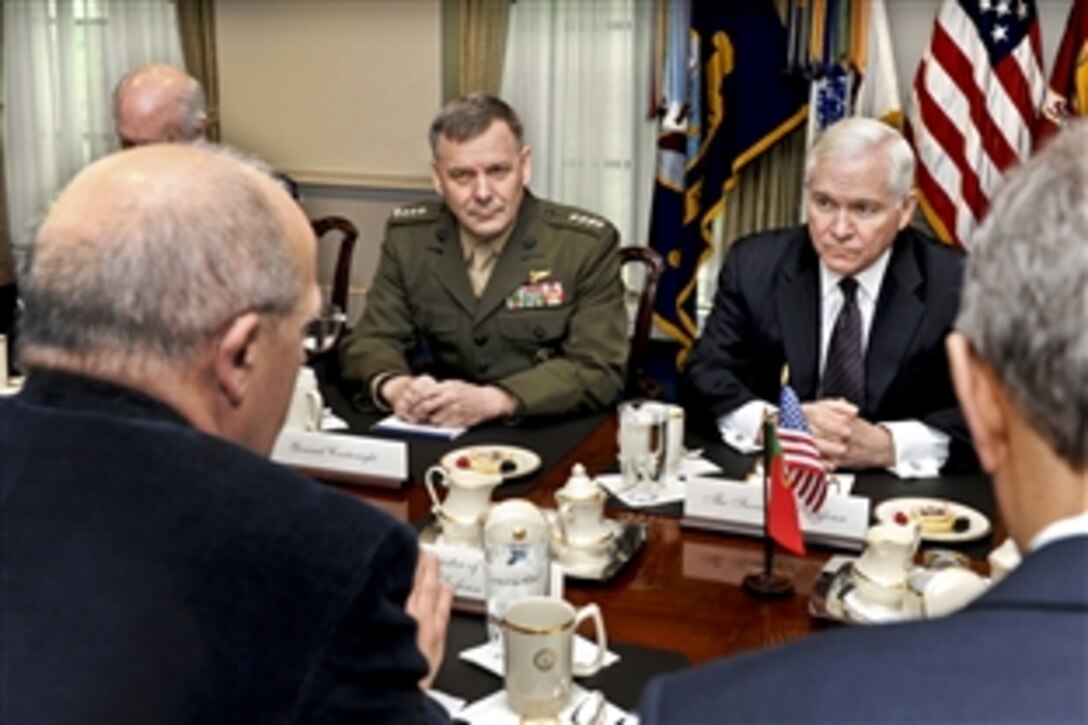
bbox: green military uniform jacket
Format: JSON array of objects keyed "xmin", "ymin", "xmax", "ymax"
[{"xmin": 341, "ymin": 192, "xmax": 627, "ymax": 417}]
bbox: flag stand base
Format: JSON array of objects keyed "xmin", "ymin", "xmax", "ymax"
[{"xmin": 742, "ymin": 571, "xmax": 795, "ymax": 599}]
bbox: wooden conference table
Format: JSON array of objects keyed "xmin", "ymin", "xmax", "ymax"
[{"xmin": 313, "ymin": 387, "xmax": 997, "ymax": 710}]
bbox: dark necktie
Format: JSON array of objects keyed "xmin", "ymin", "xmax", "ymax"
[{"xmin": 822, "ymin": 277, "xmax": 864, "ymax": 406}]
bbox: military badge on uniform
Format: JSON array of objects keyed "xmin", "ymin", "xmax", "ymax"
[{"xmin": 506, "ymin": 280, "xmax": 566, "ymax": 309}]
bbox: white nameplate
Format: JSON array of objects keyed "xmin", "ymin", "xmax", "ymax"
[
  {"xmin": 421, "ymin": 541, "xmax": 564, "ymax": 605},
  {"xmin": 272, "ymin": 430, "xmax": 407, "ymax": 485},
  {"xmin": 682, "ymin": 477, "xmax": 870, "ymax": 550}
]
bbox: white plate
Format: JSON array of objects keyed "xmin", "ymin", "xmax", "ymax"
[
  {"xmin": 440, "ymin": 444, "xmax": 541, "ymax": 480},
  {"xmin": 874, "ymin": 496, "xmax": 991, "ymax": 543}
]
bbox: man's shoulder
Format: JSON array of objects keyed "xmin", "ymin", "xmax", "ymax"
[
  {"xmin": 730, "ymin": 225, "xmax": 807, "ymax": 255},
  {"xmin": 533, "ymin": 198, "xmax": 618, "ymax": 242},
  {"xmin": 723, "ymin": 226, "xmax": 809, "ymax": 278},
  {"xmin": 387, "ymin": 200, "xmax": 444, "ymax": 228}
]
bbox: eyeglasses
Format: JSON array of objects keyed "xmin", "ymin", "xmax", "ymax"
[{"xmin": 303, "ymin": 303, "xmax": 347, "ymax": 356}]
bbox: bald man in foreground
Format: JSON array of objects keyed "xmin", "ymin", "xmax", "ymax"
[
  {"xmin": 2, "ymin": 145, "xmax": 451, "ymax": 722},
  {"xmin": 640, "ymin": 124, "xmax": 1088, "ymax": 722}
]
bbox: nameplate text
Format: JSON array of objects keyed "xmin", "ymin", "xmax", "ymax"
[
  {"xmin": 683, "ymin": 477, "xmax": 870, "ymax": 550},
  {"xmin": 272, "ymin": 430, "xmax": 407, "ymax": 483}
]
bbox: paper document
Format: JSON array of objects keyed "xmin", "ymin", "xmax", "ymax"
[{"xmin": 372, "ymin": 414, "xmax": 466, "ymax": 440}]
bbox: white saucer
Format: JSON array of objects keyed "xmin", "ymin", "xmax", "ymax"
[
  {"xmin": 842, "ymin": 589, "xmax": 908, "ymax": 625},
  {"xmin": 549, "ymin": 521, "xmax": 622, "ymax": 577}
]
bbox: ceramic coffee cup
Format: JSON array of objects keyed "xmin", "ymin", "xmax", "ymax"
[
  {"xmin": 987, "ymin": 537, "xmax": 1021, "ymax": 582},
  {"xmin": 285, "ymin": 366, "xmax": 323, "ymax": 431},
  {"xmin": 501, "ymin": 596, "xmax": 608, "ymax": 719},
  {"xmin": 922, "ymin": 567, "xmax": 988, "ymax": 618}
]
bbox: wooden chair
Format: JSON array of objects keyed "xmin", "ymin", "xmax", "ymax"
[
  {"xmin": 310, "ymin": 216, "xmax": 358, "ymax": 315},
  {"xmin": 307, "ymin": 217, "xmax": 358, "ymax": 380},
  {"xmin": 619, "ymin": 245, "xmax": 665, "ymax": 399}
]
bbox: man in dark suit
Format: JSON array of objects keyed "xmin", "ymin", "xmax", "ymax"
[
  {"xmin": 685, "ymin": 117, "xmax": 970, "ymax": 474},
  {"xmin": 2, "ymin": 144, "xmax": 451, "ymax": 722},
  {"xmin": 641, "ymin": 122, "xmax": 1088, "ymax": 723},
  {"xmin": 341, "ymin": 93, "xmax": 627, "ymax": 428}
]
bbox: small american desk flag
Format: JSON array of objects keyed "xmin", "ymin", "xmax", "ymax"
[{"xmin": 778, "ymin": 385, "xmax": 829, "ymax": 512}]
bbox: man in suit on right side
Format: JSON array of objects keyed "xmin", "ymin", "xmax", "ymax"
[
  {"xmin": 685, "ymin": 117, "xmax": 971, "ymax": 475},
  {"xmin": 641, "ymin": 123, "xmax": 1088, "ymax": 723}
]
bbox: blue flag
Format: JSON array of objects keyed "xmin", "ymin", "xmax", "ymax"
[{"xmin": 649, "ymin": 1, "xmax": 807, "ymax": 359}]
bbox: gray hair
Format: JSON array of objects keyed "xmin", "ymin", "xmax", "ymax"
[
  {"xmin": 19, "ymin": 144, "xmax": 303, "ymax": 369},
  {"xmin": 429, "ymin": 93, "xmax": 523, "ymax": 156},
  {"xmin": 175, "ymin": 76, "xmax": 208, "ymax": 139},
  {"xmin": 955, "ymin": 122, "xmax": 1088, "ymax": 468},
  {"xmin": 805, "ymin": 117, "xmax": 915, "ymax": 201}
]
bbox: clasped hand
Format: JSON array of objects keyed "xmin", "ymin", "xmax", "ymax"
[
  {"xmin": 382, "ymin": 374, "xmax": 517, "ymax": 428},
  {"xmin": 801, "ymin": 398, "xmax": 894, "ymax": 470}
]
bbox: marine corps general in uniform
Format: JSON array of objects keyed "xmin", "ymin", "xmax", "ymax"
[{"xmin": 341, "ymin": 94, "xmax": 626, "ymax": 428}]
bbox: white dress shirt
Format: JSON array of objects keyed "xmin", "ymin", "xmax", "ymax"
[
  {"xmin": 718, "ymin": 248, "xmax": 950, "ymax": 477},
  {"xmin": 1030, "ymin": 511, "xmax": 1088, "ymax": 552}
]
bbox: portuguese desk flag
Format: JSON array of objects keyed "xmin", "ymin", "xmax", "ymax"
[{"xmin": 765, "ymin": 417, "xmax": 805, "ymax": 556}]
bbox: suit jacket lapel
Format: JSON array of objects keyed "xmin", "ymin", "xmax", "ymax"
[
  {"xmin": 775, "ymin": 236, "xmax": 821, "ymax": 399},
  {"xmin": 428, "ymin": 210, "xmax": 477, "ymax": 316},
  {"xmin": 866, "ymin": 234, "xmax": 924, "ymax": 414}
]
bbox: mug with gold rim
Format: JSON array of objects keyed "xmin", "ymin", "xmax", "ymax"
[{"xmin": 501, "ymin": 596, "xmax": 608, "ymax": 718}]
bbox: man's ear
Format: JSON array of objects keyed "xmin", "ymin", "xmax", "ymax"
[
  {"xmin": 947, "ymin": 332, "xmax": 1008, "ymax": 474},
  {"xmin": 897, "ymin": 189, "xmax": 918, "ymax": 231},
  {"xmin": 520, "ymin": 145, "xmax": 532, "ymax": 188},
  {"xmin": 431, "ymin": 160, "xmax": 443, "ymax": 197},
  {"xmin": 215, "ymin": 312, "xmax": 262, "ymax": 406}
]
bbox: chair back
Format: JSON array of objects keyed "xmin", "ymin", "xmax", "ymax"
[
  {"xmin": 619, "ymin": 245, "xmax": 664, "ymax": 399},
  {"xmin": 311, "ymin": 216, "xmax": 358, "ymax": 314}
]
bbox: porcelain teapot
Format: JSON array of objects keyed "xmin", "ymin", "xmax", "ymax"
[{"xmin": 554, "ymin": 463, "xmax": 611, "ymax": 549}]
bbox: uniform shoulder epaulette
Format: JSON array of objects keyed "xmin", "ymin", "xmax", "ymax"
[
  {"xmin": 544, "ymin": 204, "xmax": 613, "ymax": 236},
  {"xmin": 389, "ymin": 201, "xmax": 441, "ymax": 225}
]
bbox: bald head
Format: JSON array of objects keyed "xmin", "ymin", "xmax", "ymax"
[
  {"xmin": 114, "ymin": 63, "xmax": 207, "ymax": 148},
  {"xmin": 22, "ymin": 143, "xmax": 311, "ymax": 375}
]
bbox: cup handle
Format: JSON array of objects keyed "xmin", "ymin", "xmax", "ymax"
[
  {"xmin": 304, "ymin": 389, "xmax": 323, "ymax": 431},
  {"xmin": 423, "ymin": 465, "xmax": 446, "ymax": 513},
  {"xmin": 571, "ymin": 603, "xmax": 608, "ymax": 677}
]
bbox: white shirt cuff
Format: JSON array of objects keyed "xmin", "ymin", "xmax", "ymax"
[
  {"xmin": 717, "ymin": 400, "xmax": 772, "ymax": 454},
  {"xmin": 882, "ymin": 420, "xmax": 950, "ymax": 478}
]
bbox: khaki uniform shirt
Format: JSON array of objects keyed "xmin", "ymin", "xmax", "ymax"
[{"xmin": 341, "ymin": 193, "xmax": 627, "ymax": 417}]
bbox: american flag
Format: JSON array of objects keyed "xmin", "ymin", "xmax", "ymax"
[
  {"xmin": 778, "ymin": 385, "xmax": 829, "ymax": 513},
  {"xmin": 908, "ymin": 0, "xmax": 1045, "ymax": 249}
]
